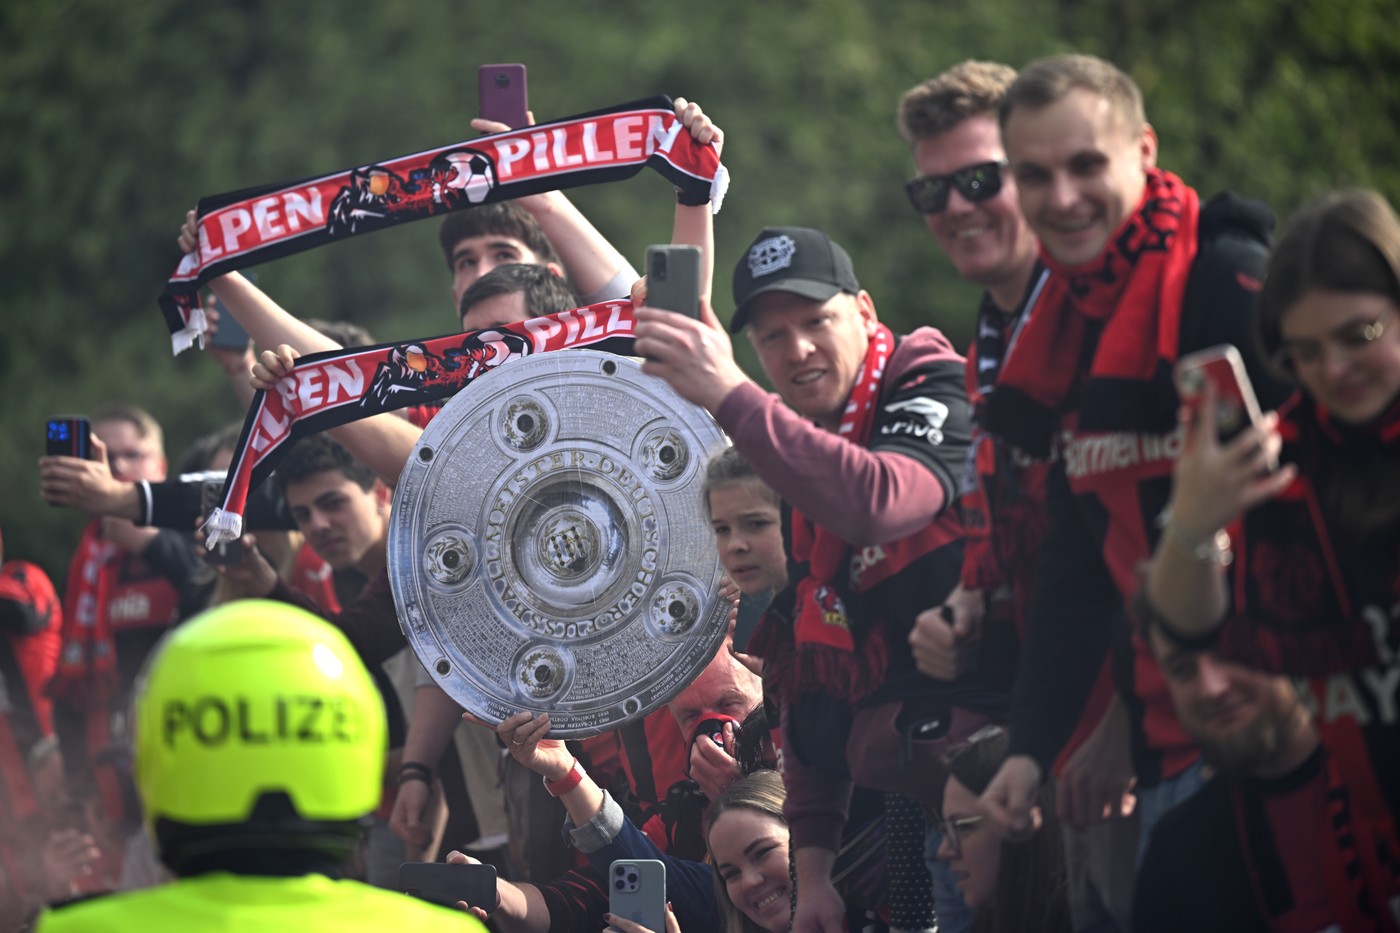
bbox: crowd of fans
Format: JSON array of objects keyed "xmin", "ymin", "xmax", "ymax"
[{"xmin": 4, "ymin": 55, "xmax": 1397, "ymax": 932}]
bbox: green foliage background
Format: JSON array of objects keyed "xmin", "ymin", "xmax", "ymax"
[{"xmin": 3, "ymin": 0, "xmax": 1398, "ymax": 583}]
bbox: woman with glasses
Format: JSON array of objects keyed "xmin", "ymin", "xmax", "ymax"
[
  {"xmin": 1142, "ymin": 189, "xmax": 1400, "ymax": 918},
  {"xmin": 935, "ymin": 726, "xmax": 1071, "ymax": 933}
]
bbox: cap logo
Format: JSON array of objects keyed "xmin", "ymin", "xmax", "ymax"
[{"xmin": 748, "ymin": 235, "xmax": 797, "ymax": 278}]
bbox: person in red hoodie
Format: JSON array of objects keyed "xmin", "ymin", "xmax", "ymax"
[{"xmin": 0, "ymin": 527, "xmax": 100, "ymax": 924}]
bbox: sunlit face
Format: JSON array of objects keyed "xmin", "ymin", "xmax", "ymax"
[
  {"xmin": 284, "ymin": 470, "xmax": 385, "ymax": 572},
  {"xmin": 913, "ymin": 114, "xmax": 1037, "ymax": 300},
  {"xmin": 668, "ymin": 651, "xmax": 763, "ymax": 740},
  {"xmin": 461, "ymin": 290, "xmax": 532, "ymax": 332},
  {"xmin": 936, "ymin": 776, "xmax": 999, "ymax": 909},
  {"xmin": 1003, "ymin": 88, "xmax": 1157, "ymax": 267},
  {"xmin": 1150, "ymin": 626, "xmax": 1304, "ymax": 776},
  {"xmin": 94, "ymin": 418, "xmax": 166, "ymax": 483},
  {"xmin": 449, "ymin": 235, "xmax": 541, "ymax": 308},
  {"xmin": 710, "ymin": 808, "xmax": 791, "ymax": 933},
  {"xmin": 708, "ymin": 480, "xmax": 787, "ymax": 597},
  {"xmin": 746, "ymin": 291, "xmax": 876, "ymax": 432},
  {"xmin": 1277, "ymin": 289, "xmax": 1400, "ymax": 425}
]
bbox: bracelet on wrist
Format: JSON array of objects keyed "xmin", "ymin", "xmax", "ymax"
[
  {"xmin": 543, "ymin": 758, "xmax": 584, "ymax": 797},
  {"xmin": 396, "ymin": 760, "xmax": 433, "ymax": 786},
  {"xmin": 1162, "ymin": 521, "xmax": 1233, "ymax": 566}
]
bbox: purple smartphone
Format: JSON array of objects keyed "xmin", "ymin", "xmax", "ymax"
[{"xmin": 478, "ymin": 64, "xmax": 529, "ymax": 129}]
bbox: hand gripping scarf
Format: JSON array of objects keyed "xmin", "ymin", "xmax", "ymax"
[
  {"xmin": 204, "ymin": 300, "xmax": 637, "ymax": 545},
  {"xmin": 748, "ymin": 324, "xmax": 956, "ymax": 705},
  {"xmin": 983, "ymin": 169, "xmax": 1199, "ymax": 457},
  {"xmin": 159, "ymin": 95, "xmax": 729, "ymax": 353}
]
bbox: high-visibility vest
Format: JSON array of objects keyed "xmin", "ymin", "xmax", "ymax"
[{"xmin": 34, "ymin": 871, "xmax": 488, "ymax": 932}]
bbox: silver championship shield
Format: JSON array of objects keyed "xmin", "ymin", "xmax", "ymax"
[{"xmin": 388, "ymin": 349, "xmax": 731, "ymax": 737}]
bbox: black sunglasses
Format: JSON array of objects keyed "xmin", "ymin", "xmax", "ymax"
[{"xmin": 904, "ymin": 160, "xmax": 1009, "ymax": 215}]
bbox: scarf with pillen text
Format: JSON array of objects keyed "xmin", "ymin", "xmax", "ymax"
[
  {"xmin": 203, "ymin": 301, "xmax": 637, "ymax": 545},
  {"xmin": 159, "ymin": 96, "xmax": 727, "ymax": 353}
]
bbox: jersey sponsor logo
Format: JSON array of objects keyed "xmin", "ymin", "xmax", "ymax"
[
  {"xmin": 162, "ymin": 694, "xmax": 362, "ymax": 747},
  {"xmin": 880, "ymin": 397, "xmax": 950, "ymax": 446},
  {"xmin": 849, "ymin": 544, "xmax": 888, "ymax": 590},
  {"xmin": 1061, "ymin": 426, "xmax": 1183, "ymax": 481}
]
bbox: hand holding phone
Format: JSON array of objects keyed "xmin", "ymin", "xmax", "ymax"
[
  {"xmin": 645, "ymin": 245, "xmax": 701, "ymax": 320},
  {"xmin": 478, "ymin": 64, "xmax": 529, "ymax": 129},
  {"xmin": 399, "ymin": 861, "xmax": 498, "ymax": 910},
  {"xmin": 1174, "ymin": 345, "xmax": 1277, "ymax": 471}
]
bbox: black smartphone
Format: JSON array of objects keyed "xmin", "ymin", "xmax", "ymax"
[
  {"xmin": 207, "ymin": 295, "xmax": 252, "ymax": 351},
  {"xmin": 200, "ymin": 480, "xmax": 246, "ymax": 566},
  {"xmin": 399, "ymin": 861, "xmax": 499, "ymax": 910},
  {"xmin": 46, "ymin": 417, "xmax": 91, "ymax": 459},
  {"xmin": 646, "ymin": 244, "xmax": 702, "ymax": 319},
  {"xmin": 478, "ymin": 64, "xmax": 529, "ymax": 129},
  {"xmin": 609, "ymin": 859, "xmax": 666, "ymax": 932}
]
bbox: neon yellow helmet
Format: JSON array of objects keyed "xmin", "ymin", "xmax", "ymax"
[{"xmin": 133, "ymin": 599, "xmax": 386, "ymax": 857}]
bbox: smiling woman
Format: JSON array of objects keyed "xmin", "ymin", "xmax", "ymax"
[{"xmin": 706, "ymin": 771, "xmax": 792, "ymax": 933}]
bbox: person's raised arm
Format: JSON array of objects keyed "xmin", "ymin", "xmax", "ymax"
[
  {"xmin": 1143, "ymin": 383, "xmax": 1294, "ymax": 639},
  {"xmin": 250, "ymin": 345, "xmax": 422, "ymax": 487},
  {"xmin": 180, "ymin": 211, "xmax": 339, "ymax": 357},
  {"xmin": 667, "ymin": 97, "xmax": 721, "ymax": 306},
  {"xmin": 470, "ymin": 113, "xmax": 635, "ymax": 303}
]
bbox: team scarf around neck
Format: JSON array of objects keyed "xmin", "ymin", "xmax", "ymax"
[
  {"xmin": 1231, "ymin": 742, "xmax": 1400, "ymax": 932},
  {"xmin": 749, "ymin": 323, "xmax": 904, "ymax": 704},
  {"xmin": 204, "ymin": 300, "xmax": 637, "ymax": 546},
  {"xmin": 983, "ymin": 169, "xmax": 1200, "ymax": 458},
  {"xmin": 959, "ymin": 268, "xmax": 1051, "ymax": 593},
  {"xmin": 53, "ymin": 521, "xmax": 120, "ymax": 705},
  {"xmin": 160, "ymin": 95, "xmax": 728, "ymax": 353}
]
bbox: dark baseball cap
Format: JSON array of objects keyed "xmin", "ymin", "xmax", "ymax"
[{"xmin": 729, "ymin": 226, "xmax": 861, "ymax": 333}]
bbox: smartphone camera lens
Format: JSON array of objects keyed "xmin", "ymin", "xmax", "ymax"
[
  {"xmin": 614, "ymin": 879, "xmax": 625, "ymax": 890},
  {"xmin": 651, "ymin": 253, "xmax": 668, "ymax": 280},
  {"xmin": 495, "ymin": 73, "xmax": 510, "ymax": 88},
  {"xmin": 627, "ymin": 871, "xmax": 638, "ymax": 884}
]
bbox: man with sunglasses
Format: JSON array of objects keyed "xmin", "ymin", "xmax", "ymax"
[{"xmin": 898, "ymin": 60, "xmax": 1141, "ymax": 933}]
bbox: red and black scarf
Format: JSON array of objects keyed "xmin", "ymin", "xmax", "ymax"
[
  {"xmin": 959, "ymin": 268, "xmax": 1052, "ymax": 595},
  {"xmin": 160, "ymin": 96, "xmax": 727, "ymax": 353},
  {"xmin": 983, "ymin": 169, "xmax": 1200, "ymax": 458},
  {"xmin": 1232, "ymin": 744, "xmax": 1400, "ymax": 932},
  {"xmin": 748, "ymin": 324, "xmax": 950, "ymax": 705},
  {"xmin": 205, "ymin": 301, "xmax": 638, "ymax": 545}
]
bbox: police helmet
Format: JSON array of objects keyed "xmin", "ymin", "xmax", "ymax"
[{"xmin": 132, "ymin": 599, "xmax": 387, "ymax": 867}]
